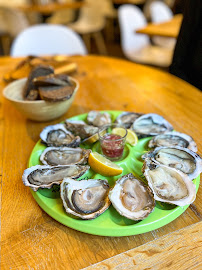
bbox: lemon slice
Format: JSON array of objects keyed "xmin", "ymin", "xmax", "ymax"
[
  {"xmin": 112, "ymin": 128, "xmax": 138, "ymax": 146},
  {"xmin": 88, "ymin": 152, "xmax": 123, "ymax": 176}
]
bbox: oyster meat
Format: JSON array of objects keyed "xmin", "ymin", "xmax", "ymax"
[
  {"xmin": 148, "ymin": 131, "xmax": 197, "ymax": 152},
  {"xmin": 60, "ymin": 178, "xmax": 111, "ymax": 219},
  {"xmin": 131, "ymin": 113, "xmax": 173, "ymax": 138},
  {"xmin": 22, "ymin": 164, "xmax": 89, "ymax": 191},
  {"xmin": 40, "ymin": 147, "xmax": 91, "ymax": 166},
  {"xmin": 109, "ymin": 174, "xmax": 155, "ymax": 220},
  {"xmin": 142, "ymin": 146, "xmax": 202, "ymax": 180},
  {"xmin": 143, "ymin": 160, "xmax": 196, "ymax": 206},
  {"xmin": 65, "ymin": 120, "xmax": 98, "ymax": 140},
  {"xmin": 115, "ymin": 112, "xmax": 143, "ymax": 128},
  {"xmin": 40, "ymin": 124, "xmax": 81, "ymax": 147},
  {"xmin": 87, "ymin": 111, "xmax": 111, "ymax": 127}
]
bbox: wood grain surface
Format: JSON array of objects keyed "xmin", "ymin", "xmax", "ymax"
[
  {"xmin": 1, "ymin": 55, "xmax": 202, "ymax": 270},
  {"xmin": 83, "ymin": 221, "xmax": 202, "ymax": 270},
  {"xmin": 136, "ymin": 14, "xmax": 183, "ymax": 38}
]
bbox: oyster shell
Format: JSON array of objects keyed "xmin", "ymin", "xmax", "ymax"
[
  {"xmin": 115, "ymin": 112, "xmax": 143, "ymax": 128},
  {"xmin": 40, "ymin": 124, "xmax": 81, "ymax": 147},
  {"xmin": 143, "ymin": 160, "xmax": 196, "ymax": 206},
  {"xmin": 109, "ymin": 174, "xmax": 155, "ymax": 220},
  {"xmin": 148, "ymin": 131, "xmax": 197, "ymax": 152},
  {"xmin": 22, "ymin": 164, "xmax": 89, "ymax": 191},
  {"xmin": 142, "ymin": 146, "xmax": 202, "ymax": 180},
  {"xmin": 65, "ymin": 120, "xmax": 98, "ymax": 140},
  {"xmin": 60, "ymin": 178, "xmax": 111, "ymax": 219},
  {"xmin": 87, "ymin": 111, "xmax": 111, "ymax": 127},
  {"xmin": 131, "ymin": 113, "xmax": 173, "ymax": 138},
  {"xmin": 40, "ymin": 147, "xmax": 91, "ymax": 166}
]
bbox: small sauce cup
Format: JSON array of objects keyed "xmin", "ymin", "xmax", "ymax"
[{"xmin": 98, "ymin": 123, "xmax": 127, "ymax": 161}]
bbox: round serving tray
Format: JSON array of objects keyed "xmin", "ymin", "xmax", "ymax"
[{"xmin": 28, "ymin": 111, "xmax": 200, "ymax": 237}]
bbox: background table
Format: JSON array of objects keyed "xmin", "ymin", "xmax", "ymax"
[
  {"xmin": 18, "ymin": 1, "xmax": 84, "ymax": 15},
  {"xmin": 136, "ymin": 14, "xmax": 183, "ymax": 38},
  {"xmin": 1, "ymin": 55, "xmax": 202, "ymax": 270}
]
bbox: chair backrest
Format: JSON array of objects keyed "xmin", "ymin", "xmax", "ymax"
[
  {"xmin": 76, "ymin": 0, "xmax": 105, "ymax": 26},
  {"xmin": 101, "ymin": 0, "xmax": 117, "ymax": 18},
  {"xmin": 150, "ymin": 1, "xmax": 173, "ymax": 23},
  {"xmin": 46, "ymin": 0, "xmax": 76, "ymax": 25},
  {"xmin": 10, "ymin": 24, "xmax": 88, "ymax": 56},
  {"xmin": 118, "ymin": 5, "xmax": 149, "ymax": 56},
  {"xmin": 0, "ymin": 6, "xmax": 29, "ymax": 38}
]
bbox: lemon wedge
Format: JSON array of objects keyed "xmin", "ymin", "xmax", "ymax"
[
  {"xmin": 112, "ymin": 128, "xmax": 138, "ymax": 146},
  {"xmin": 88, "ymin": 152, "xmax": 123, "ymax": 176}
]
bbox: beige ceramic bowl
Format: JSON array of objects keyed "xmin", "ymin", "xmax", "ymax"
[{"xmin": 3, "ymin": 77, "xmax": 79, "ymax": 122}]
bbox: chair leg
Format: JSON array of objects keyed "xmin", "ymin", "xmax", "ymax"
[
  {"xmin": 1, "ymin": 35, "xmax": 11, "ymax": 55},
  {"xmin": 82, "ymin": 34, "xmax": 91, "ymax": 53},
  {"xmin": 105, "ymin": 18, "xmax": 114, "ymax": 42},
  {"xmin": 92, "ymin": 32, "xmax": 107, "ymax": 55}
]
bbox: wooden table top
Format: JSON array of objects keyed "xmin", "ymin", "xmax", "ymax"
[
  {"xmin": 1, "ymin": 55, "xmax": 202, "ymax": 270},
  {"xmin": 136, "ymin": 14, "xmax": 183, "ymax": 38},
  {"xmin": 18, "ymin": 1, "xmax": 84, "ymax": 15}
]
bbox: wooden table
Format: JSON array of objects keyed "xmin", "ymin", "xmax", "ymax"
[
  {"xmin": 136, "ymin": 14, "xmax": 183, "ymax": 38},
  {"xmin": 1, "ymin": 55, "xmax": 202, "ymax": 270},
  {"xmin": 18, "ymin": 1, "xmax": 84, "ymax": 15}
]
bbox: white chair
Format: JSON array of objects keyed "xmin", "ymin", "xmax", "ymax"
[
  {"xmin": 10, "ymin": 24, "xmax": 87, "ymax": 56},
  {"xmin": 118, "ymin": 5, "xmax": 173, "ymax": 67},
  {"xmin": 150, "ymin": 1, "xmax": 176, "ymax": 49},
  {"xmin": 67, "ymin": 0, "xmax": 107, "ymax": 54}
]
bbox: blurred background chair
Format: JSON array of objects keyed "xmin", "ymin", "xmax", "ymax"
[
  {"xmin": 102, "ymin": 0, "xmax": 118, "ymax": 42},
  {"xmin": 150, "ymin": 1, "xmax": 176, "ymax": 49},
  {"xmin": 0, "ymin": 5, "xmax": 29, "ymax": 54},
  {"xmin": 118, "ymin": 4, "xmax": 173, "ymax": 67},
  {"xmin": 10, "ymin": 24, "xmax": 87, "ymax": 56},
  {"xmin": 46, "ymin": 0, "xmax": 76, "ymax": 25},
  {"xmin": 67, "ymin": 0, "xmax": 107, "ymax": 54}
]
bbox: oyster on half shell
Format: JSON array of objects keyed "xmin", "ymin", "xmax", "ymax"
[
  {"xmin": 148, "ymin": 131, "xmax": 197, "ymax": 152},
  {"xmin": 87, "ymin": 111, "xmax": 111, "ymax": 127},
  {"xmin": 109, "ymin": 174, "xmax": 155, "ymax": 221},
  {"xmin": 115, "ymin": 112, "xmax": 143, "ymax": 128},
  {"xmin": 60, "ymin": 178, "xmax": 111, "ymax": 219},
  {"xmin": 142, "ymin": 146, "xmax": 202, "ymax": 180},
  {"xmin": 40, "ymin": 147, "xmax": 91, "ymax": 166},
  {"xmin": 40, "ymin": 124, "xmax": 80, "ymax": 147},
  {"xmin": 65, "ymin": 120, "xmax": 98, "ymax": 140},
  {"xmin": 131, "ymin": 113, "xmax": 173, "ymax": 138},
  {"xmin": 22, "ymin": 164, "xmax": 89, "ymax": 191},
  {"xmin": 143, "ymin": 160, "xmax": 196, "ymax": 206}
]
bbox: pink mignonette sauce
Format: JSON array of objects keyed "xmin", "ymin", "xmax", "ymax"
[{"xmin": 100, "ymin": 133, "xmax": 124, "ymax": 160}]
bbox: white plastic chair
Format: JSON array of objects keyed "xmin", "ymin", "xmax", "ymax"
[
  {"xmin": 118, "ymin": 5, "xmax": 173, "ymax": 67},
  {"xmin": 150, "ymin": 1, "xmax": 176, "ymax": 49},
  {"xmin": 10, "ymin": 24, "xmax": 87, "ymax": 56},
  {"xmin": 67, "ymin": 0, "xmax": 107, "ymax": 54}
]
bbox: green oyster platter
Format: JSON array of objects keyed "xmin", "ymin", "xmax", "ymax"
[{"xmin": 28, "ymin": 111, "xmax": 200, "ymax": 237}]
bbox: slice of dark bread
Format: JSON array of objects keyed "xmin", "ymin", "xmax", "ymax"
[
  {"xmin": 33, "ymin": 74, "xmax": 71, "ymax": 87},
  {"xmin": 23, "ymin": 65, "xmax": 54, "ymax": 99},
  {"xmin": 38, "ymin": 84, "xmax": 75, "ymax": 101}
]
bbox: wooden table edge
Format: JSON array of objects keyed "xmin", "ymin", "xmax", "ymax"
[{"xmin": 82, "ymin": 221, "xmax": 202, "ymax": 269}]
